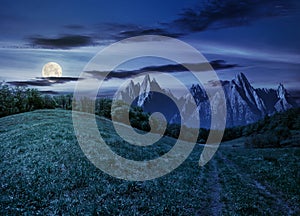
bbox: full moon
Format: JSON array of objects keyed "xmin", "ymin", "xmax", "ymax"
[{"xmin": 42, "ymin": 62, "xmax": 62, "ymax": 77}]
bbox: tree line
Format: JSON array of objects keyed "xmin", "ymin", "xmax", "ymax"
[
  {"xmin": 3, "ymin": 83, "xmax": 297, "ymax": 147},
  {"xmin": 0, "ymin": 83, "xmax": 72, "ymax": 117}
]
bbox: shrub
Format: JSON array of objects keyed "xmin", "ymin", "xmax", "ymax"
[{"xmin": 244, "ymin": 133, "xmax": 280, "ymax": 148}]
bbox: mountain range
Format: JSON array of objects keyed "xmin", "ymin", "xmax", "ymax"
[{"xmin": 116, "ymin": 73, "xmax": 297, "ymax": 128}]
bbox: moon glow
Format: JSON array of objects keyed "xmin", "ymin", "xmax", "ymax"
[{"xmin": 42, "ymin": 62, "xmax": 62, "ymax": 77}]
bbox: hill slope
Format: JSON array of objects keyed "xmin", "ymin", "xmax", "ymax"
[
  {"xmin": 223, "ymin": 108, "xmax": 300, "ymax": 147},
  {"xmin": 0, "ymin": 110, "xmax": 299, "ymax": 215},
  {"xmin": 244, "ymin": 108, "xmax": 300, "ymax": 148}
]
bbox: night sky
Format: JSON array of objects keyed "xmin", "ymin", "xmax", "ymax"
[{"xmin": 1, "ymin": 0, "xmax": 299, "ymax": 97}]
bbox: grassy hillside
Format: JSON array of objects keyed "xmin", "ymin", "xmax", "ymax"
[
  {"xmin": 0, "ymin": 110, "xmax": 299, "ymax": 215},
  {"xmin": 223, "ymin": 108, "xmax": 300, "ymax": 148},
  {"xmin": 244, "ymin": 108, "xmax": 300, "ymax": 148}
]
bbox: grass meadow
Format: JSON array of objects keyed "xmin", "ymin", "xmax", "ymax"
[{"xmin": 0, "ymin": 110, "xmax": 299, "ymax": 215}]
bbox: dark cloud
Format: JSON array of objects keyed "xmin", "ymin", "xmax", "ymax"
[
  {"xmin": 8, "ymin": 80, "xmax": 51, "ymax": 87},
  {"xmin": 26, "ymin": 1, "xmax": 295, "ymax": 49},
  {"xmin": 140, "ymin": 60, "xmax": 238, "ymax": 72},
  {"xmin": 94, "ymin": 23, "xmax": 183, "ymax": 40},
  {"xmin": 210, "ymin": 60, "xmax": 239, "ymax": 70},
  {"xmin": 172, "ymin": 0, "xmax": 295, "ymax": 32},
  {"xmin": 85, "ymin": 60, "xmax": 239, "ymax": 80},
  {"xmin": 41, "ymin": 77, "xmax": 84, "ymax": 82},
  {"xmin": 28, "ymin": 35, "xmax": 95, "ymax": 49},
  {"xmin": 70, "ymin": 0, "xmax": 295, "ymax": 44},
  {"xmin": 27, "ymin": 23, "xmax": 181, "ymax": 49},
  {"xmin": 85, "ymin": 70, "xmax": 138, "ymax": 80},
  {"xmin": 116, "ymin": 27, "xmax": 183, "ymax": 39},
  {"xmin": 8, "ymin": 77, "xmax": 83, "ymax": 87}
]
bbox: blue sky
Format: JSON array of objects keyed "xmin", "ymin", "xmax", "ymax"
[{"xmin": 0, "ymin": 0, "xmax": 299, "ymax": 96}]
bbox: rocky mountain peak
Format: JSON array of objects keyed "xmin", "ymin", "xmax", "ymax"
[
  {"xmin": 277, "ymin": 83, "xmax": 287, "ymax": 99},
  {"xmin": 190, "ymin": 84, "xmax": 207, "ymax": 105},
  {"xmin": 232, "ymin": 72, "xmax": 266, "ymax": 114},
  {"xmin": 141, "ymin": 74, "xmax": 151, "ymax": 87},
  {"xmin": 274, "ymin": 83, "xmax": 293, "ymax": 112},
  {"xmin": 234, "ymin": 72, "xmax": 250, "ymax": 87},
  {"xmin": 118, "ymin": 73, "xmax": 297, "ymax": 128}
]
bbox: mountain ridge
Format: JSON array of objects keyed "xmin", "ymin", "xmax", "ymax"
[{"xmin": 117, "ymin": 73, "xmax": 297, "ymax": 128}]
